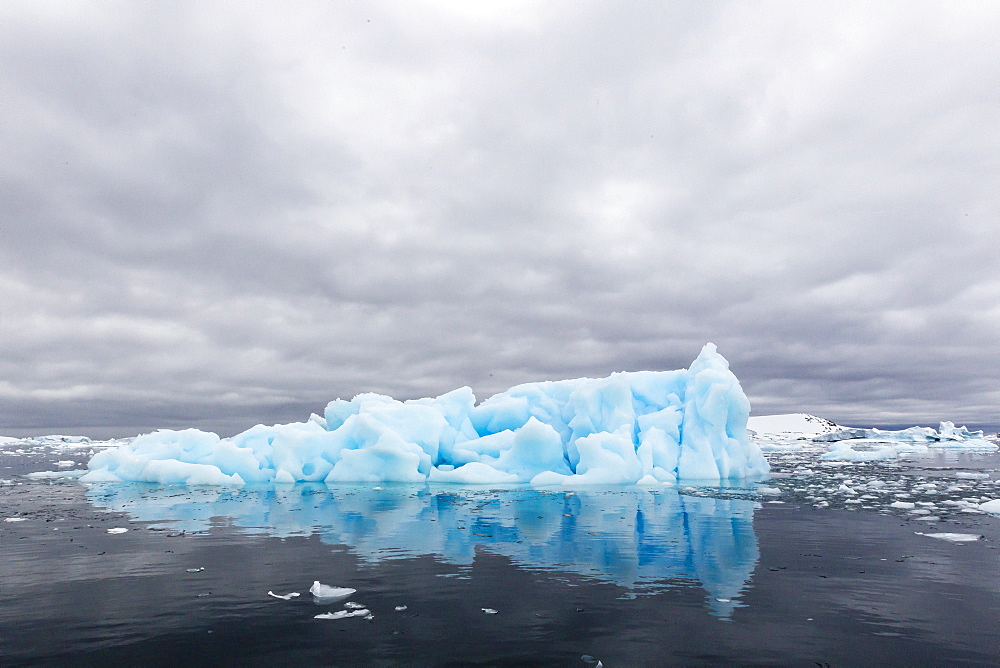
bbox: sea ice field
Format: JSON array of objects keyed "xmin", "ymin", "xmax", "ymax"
[{"xmin": 3, "ymin": 351, "xmax": 1000, "ymax": 664}]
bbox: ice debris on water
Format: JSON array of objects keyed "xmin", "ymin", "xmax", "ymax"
[
  {"xmin": 482, "ymin": 608, "xmax": 498, "ymax": 614},
  {"xmin": 80, "ymin": 344, "xmax": 768, "ymax": 486},
  {"xmin": 186, "ymin": 567, "xmax": 205, "ymax": 573},
  {"xmin": 267, "ymin": 591, "xmax": 301, "ymax": 600},
  {"xmin": 915, "ymin": 532, "xmax": 982, "ymax": 542},
  {"xmin": 4, "ymin": 517, "xmax": 27, "ymax": 523},
  {"xmin": 394, "ymin": 605, "xmax": 408, "ymax": 612},
  {"xmin": 314, "ymin": 609, "xmax": 370, "ymax": 620},
  {"xmin": 309, "ymin": 581, "xmax": 356, "ymax": 601},
  {"xmin": 748, "ymin": 414, "xmax": 1000, "ymax": 519},
  {"xmin": 343, "ymin": 601, "xmax": 366, "ymax": 609},
  {"xmin": 978, "ymin": 499, "xmax": 1000, "ymax": 515},
  {"xmin": 107, "ymin": 527, "xmax": 128, "ymax": 534}
]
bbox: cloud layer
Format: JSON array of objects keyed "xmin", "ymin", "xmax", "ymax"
[{"xmin": 3, "ymin": 1, "xmax": 998, "ymax": 437}]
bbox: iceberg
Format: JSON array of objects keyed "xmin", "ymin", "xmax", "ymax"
[
  {"xmin": 815, "ymin": 421, "xmax": 996, "ymax": 461},
  {"xmin": 81, "ymin": 343, "xmax": 768, "ymax": 486},
  {"xmin": 814, "ymin": 422, "xmax": 989, "ymax": 445}
]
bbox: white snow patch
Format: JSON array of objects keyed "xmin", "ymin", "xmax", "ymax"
[{"xmin": 747, "ymin": 414, "xmax": 843, "ymax": 438}]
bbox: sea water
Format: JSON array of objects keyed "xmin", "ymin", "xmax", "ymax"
[{"xmin": 3, "ymin": 437, "xmax": 1000, "ymax": 665}]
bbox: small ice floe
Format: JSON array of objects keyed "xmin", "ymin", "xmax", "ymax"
[
  {"xmin": 715, "ymin": 598, "xmax": 731, "ymax": 603},
  {"xmin": 186, "ymin": 567, "xmax": 205, "ymax": 573},
  {"xmin": 756, "ymin": 487, "xmax": 781, "ymax": 495},
  {"xmin": 344, "ymin": 601, "xmax": 366, "ymax": 609},
  {"xmin": 309, "ymin": 581, "xmax": 356, "ymax": 601},
  {"xmin": 482, "ymin": 608, "xmax": 498, "ymax": 614},
  {"xmin": 314, "ymin": 609, "xmax": 370, "ymax": 620},
  {"xmin": 915, "ymin": 532, "xmax": 982, "ymax": 543},
  {"xmin": 267, "ymin": 591, "xmax": 300, "ymax": 600},
  {"xmin": 394, "ymin": 605, "xmax": 408, "ymax": 612},
  {"xmin": 27, "ymin": 470, "xmax": 87, "ymax": 479},
  {"xmin": 955, "ymin": 472, "xmax": 990, "ymax": 479},
  {"xmin": 56, "ymin": 460, "xmax": 76, "ymax": 467},
  {"xmin": 890, "ymin": 501, "xmax": 915, "ymax": 510},
  {"xmin": 4, "ymin": 517, "xmax": 27, "ymax": 523},
  {"xmin": 978, "ymin": 499, "xmax": 1000, "ymax": 515},
  {"xmin": 107, "ymin": 527, "xmax": 128, "ymax": 534}
]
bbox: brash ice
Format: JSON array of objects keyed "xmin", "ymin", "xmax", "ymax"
[{"xmin": 82, "ymin": 344, "xmax": 769, "ymax": 485}]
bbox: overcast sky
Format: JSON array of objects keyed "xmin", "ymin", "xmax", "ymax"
[{"xmin": 2, "ymin": 0, "xmax": 998, "ymax": 438}]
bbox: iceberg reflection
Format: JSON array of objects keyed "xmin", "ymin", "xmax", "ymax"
[{"xmin": 84, "ymin": 484, "xmax": 759, "ymax": 617}]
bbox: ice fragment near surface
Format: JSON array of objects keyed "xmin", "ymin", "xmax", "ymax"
[
  {"xmin": 915, "ymin": 532, "xmax": 981, "ymax": 542},
  {"xmin": 81, "ymin": 344, "xmax": 768, "ymax": 485},
  {"xmin": 314, "ymin": 609, "xmax": 370, "ymax": 620},
  {"xmin": 309, "ymin": 581, "xmax": 356, "ymax": 601},
  {"xmin": 267, "ymin": 591, "xmax": 300, "ymax": 600}
]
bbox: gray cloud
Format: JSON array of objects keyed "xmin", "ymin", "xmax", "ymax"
[{"xmin": 2, "ymin": 0, "xmax": 998, "ymax": 438}]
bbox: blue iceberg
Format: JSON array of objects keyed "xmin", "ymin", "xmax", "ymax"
[{"xmin": 82, "ymin": 343, "xmax": 768, "ymax": 485}]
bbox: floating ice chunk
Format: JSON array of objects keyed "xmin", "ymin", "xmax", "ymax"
[
  {"xmin": 813, "ymin": 422, "xmax": 994, "ymax": 449},
  {"xmin": 186, "ymin": 567, "xmax": 205, "ymax": 573},
  {"xmin": 107, "ymin": 527, "xmax": 128, "ymax": 534},
  {"xmin": 756, "ymin": 487, "xmax": 781, "ymax": 495},
  {"xmin": 267, "ymin": 591, "xmax": 301, "ymax": 600},
  {"xmin": 955, "ymin": 472, "xmax": 990, "ymax": 479},
  {"xmin": 309, "ymin": 581, "xmax": 356, "ymax": 601},
  {"xmin": 813, "ymin": 428, "xmax": 870, "ymax": 442},
  {"xmin": 889, "ymin": 502, "xmax": 915, "ymax": 510},
  {"xmin": 394, "ymin": 605, "xmax": 408, "ymax": 612},
  {"xmin": 915, "ymin": 532, "xmax": 982, "ymax": 542},
  {"xmin": 482, "ymin": 608, "xmax": 498, "ymax": 614},
  {"xmin": 55, "ymin": 460, "xmax": 75, "ymax": 467},
  {"xmin": 343, "ymin": 601, "xmax": 366, "ymax": 609},
  {"xmin": 978, "ymin": 499, "xmax": 1000, "ymax": 515},
  {"xmin": 820, "ymin": 442, "xmax": 897, "ymax": 462},
  {"xmin": 938, "ymin": 422, "xmax": 985, "ymax": 440},
  {"xmin": 4, "ymin": 517, "xmax": 27, "ymax": 522},
  {"xmin": 314, "ymin": 609, "xmax": 370, "ymax": 620},
  {"xmin": 27, "ymin": 469, "xmax": 87, "ymax": 479}
]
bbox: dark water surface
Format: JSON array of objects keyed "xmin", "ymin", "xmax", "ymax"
[
  {"xmin": 4, "ymin": 437, "xmax": 1000, "ymax": 666},
  {"xmin": 3, "ymin": 476, "xmax": 1000, "ymax": 667}
]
